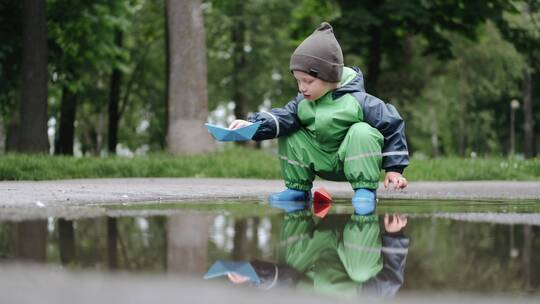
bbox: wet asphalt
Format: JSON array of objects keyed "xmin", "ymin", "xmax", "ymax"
[
  {"xmin": 1, "ymin": 178, "xmax": 539, "ymax": 220},
  {"xmin": 2, "ymin": 178, "xmax": 540, "ymax": 207}
]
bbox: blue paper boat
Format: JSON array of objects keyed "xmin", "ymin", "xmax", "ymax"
[
  {"xmin": 203, "ymin": 260, "xmax": 261, "ymax": 284},
  {"xmin": 205, "ymin": 122, "xmax": 260, "ymax": 142}
]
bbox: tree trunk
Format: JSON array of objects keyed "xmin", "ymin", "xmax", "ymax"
[
  {"xmin": 457, "ymin": 113, "xmax": 467, "ymax": 157},
  {"xmin": 231, "ymin": 1, "xmax": 247, "ymax": 120},
  {"xmin": 251, "ymin": 218, "xmax": 260, "ymax": 255},
  {"xmin": 522, "ymin": 67, "xmax": 535, "ymax": 158},
  {"xmin": 167, "ymin": 214, "xmax": 213, "ymax": 274},
  {"xmin": 96, "ymin": 113, "xmax": 105, "ymax": 154},
  {"xmin": 364, "ymin": 0, "xmax": 384, "ymax": 95},
  {"xmin": 58, "ymin": 219, "xmax": 76, "ymax": 265},
  {"xmin": 107, "ymin": 217, "xmax": 118, "ymax": 270},
  {"xmin": 232, "ymin": 219, "xmax": 248, "ymax": 260},
  {"xmin": 14, "ymin": 220, "xmax": 47, "ymax": 262},
  {"xmin": 164, "ymin": 4, "xmax": 170, "ymax": 150},
  {"xmin": 457, "ymin": 83, "xmax": 468, "ymax": 156},
  {"xmin": 366, "ymin": 24, "xmax": 382, "ymax": 95},
  {"xmin": 522, "ymin": 225, "xmax": 533, "ymax": 290},
  {"xmin": 55, "ymin": 86, "xmax": 77, "ymax": 155},
  {"xmin": 18, "ymin": 0, "xmax": 49, "ymax": 153},
  {"xmin": 0, "ymin": 116, "xmax": 5, "ymax": 154},
  {"xmin": 430, "ymin": 105, "xmax": 440, "ymax": 157},
  {"xmin": 108, "ymin": 31, "xmax": 123, "ymax": 155},
  {"xmin": 231, "ymin": 2, "xmax": 249, "ymax": 147},
  {"xmin": 165, "ymin": 0, "xmax": 215, "ymax": 154}
]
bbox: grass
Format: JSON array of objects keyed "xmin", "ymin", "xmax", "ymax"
[
  {"xmin": 404, "ymin": 156, "xmax": 540, "ymax": 181},
  {"xmin": 0, "ymin": 147, "xmax": 280, "ymax": 180},
  {"xmin": 0, "ymin": 147, "xmax": 539, "ymax": 181}
]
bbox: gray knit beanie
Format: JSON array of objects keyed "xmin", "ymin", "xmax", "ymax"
[{"xmin": 289, "ymin": 22, "xmax": 344, "ymax": 82}]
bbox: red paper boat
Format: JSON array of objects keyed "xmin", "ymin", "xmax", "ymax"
[{"xmin": 313, "ymin": 187, "xmax": 332, "ymax": 218}]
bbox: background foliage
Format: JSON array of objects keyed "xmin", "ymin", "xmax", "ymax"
[{"xmin": 1, "ymin": 0, "xmax": 540, "ymax": 163}]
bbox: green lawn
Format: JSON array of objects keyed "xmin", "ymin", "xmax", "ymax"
[{"xmin": 0, "ymin": 147, "xmax": 539, "ymax": 181}]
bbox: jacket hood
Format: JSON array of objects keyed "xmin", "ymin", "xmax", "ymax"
[{"xmin": 332, "ymin": 66, "xmax": 365, "ymax": 99}]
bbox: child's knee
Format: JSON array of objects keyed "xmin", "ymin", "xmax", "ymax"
[
  {"xmin": 348, "ymin": 123, "xmax": 383, "ymax": 146},
  {"xmin": 279, "ymin": 129, "xmax": 312, "ymax": 147}
]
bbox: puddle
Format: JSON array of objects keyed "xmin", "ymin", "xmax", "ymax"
[{"xmin": 1, "ymin": 199, "xmax": 539, "ymax": 297}]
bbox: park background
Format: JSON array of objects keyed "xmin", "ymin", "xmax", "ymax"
[
  {"xmin": 1, "ymin": 1, "xmax": 540, "ymax": 296},
  {"xmin": 1, "ymin": 0, "xmax": 540, "ymax": 180}
]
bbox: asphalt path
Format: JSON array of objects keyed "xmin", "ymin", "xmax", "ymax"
[
  {"xmin": 1, "ymin": 178, "xmax": 539, "ymax": 220},
  {"xmin": 2, "ymin": 178, "xmax": 539, "ymax": 208}
]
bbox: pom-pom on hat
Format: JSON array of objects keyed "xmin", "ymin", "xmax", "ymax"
[{"xmin": 289, "ymin": 22, "xmax": 344, "ymax": 82}]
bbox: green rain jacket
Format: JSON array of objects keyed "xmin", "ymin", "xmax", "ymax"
[
  {"xmin": 249, "ymin": 213, "xmax": 409, "ymax": 298},
  {"xmin": 248, "ymin": 67, "xmax": 409, "ymax": 173}
]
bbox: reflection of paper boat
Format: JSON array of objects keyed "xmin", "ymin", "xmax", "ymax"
[
  {"xmin": 205, "ymin": 122, "xmax": 261, "ymax": 142},
  {"xmin": 203, "ymin": 260, "xmax": 260, "ymax": 284},
  {"xmin": 313, "ymin": 187, "xmax": 332, "ymax": 218}
]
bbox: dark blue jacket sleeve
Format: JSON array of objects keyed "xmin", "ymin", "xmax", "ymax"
[
  {"xmin": 352, "ymin": 92, "xmax": 409, "ymax": 172},
  {"xmin": 251, "ymin": 260, "xmax": 300, "ymax": 290},
  {"xmin": 247, "ymin": 94, "xmax": 303, "ymax": 141},
  {"xmin": 362, "ymin": 234, "xmax": 409, "ymax": 297}
]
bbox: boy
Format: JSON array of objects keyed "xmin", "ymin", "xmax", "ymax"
[
  {"xmin": 225, "ymin": 213, "xmax": 410, "ymax": 298},
  {"xmin": 229, "ymin": 22, "xmax": 409, "ymax": 214}
]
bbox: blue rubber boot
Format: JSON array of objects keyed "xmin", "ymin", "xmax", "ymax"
[
  {"xmin": 268, "ymin": 189, "xmax": 311, "ymax": 213},
  {"xmin": 352, "ymin": 189, "xmax": 377, "ymax": 215}
]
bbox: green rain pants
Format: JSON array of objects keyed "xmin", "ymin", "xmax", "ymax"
[
  {"xmin": 279, "ymin": 211, "xmax": 383, "ymax": 296},
  {"xmin": 278, "ymin": 122, "xmax": 384, "ymax": 191}
]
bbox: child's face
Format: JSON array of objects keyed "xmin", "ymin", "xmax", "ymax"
[{"xmin": 293, "ymin": 70, "xmax": 336, "ymax": 101}]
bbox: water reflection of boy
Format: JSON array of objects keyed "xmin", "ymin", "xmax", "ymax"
[{"xmin": 230, "ymin": 212, "xmax": 409, "ymax": 297}]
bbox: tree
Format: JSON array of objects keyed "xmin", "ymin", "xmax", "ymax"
[
  {"xmin": 166, "ymin": 0, "xmax": 214, "ymax": 154},
  {"xmin": 48, "ymin": 1, "xmax": 132, "ymax": 156},
  {"xmin": 58, "ymin": 219, "xmax": 76, "ymax": 264},
  {"xmin": 205, "ymin": 0, "xmax": 300, "ymax": 119},
  {"xmin": 115, "ymin": 0, "xmax": 167, "ymax": 153},
  {"xmin": 54, "ymin": 87, "xmax": 77, "ymax": 155},
  {"xmin": 405, "ymin": 23, "xmax": 524, "ymax": 157},
  {"xmin": 0, "ymin": 0, "xmax": 23, "ymax": 153},
  {"xmin": 333, "ymin": 0, "xmax": 517, "ymax": 95},
  {"xmin": 107, "ymin": 217, "xmax": 118, "ymax": 269},
  {"xmin": 15, "ymin": 220, "xmax": 47, "ymax": 262},
  {"xmin": 496, "ymin": 1, "xmax": 540, "ymax": 158},
  {"xmin": 108, "ymin": 30, "xmax": 123, "ymax": 154},
  {"xmin": 167, "ymin": 214, "xmax": 213, "ymax": 273},
  {"xmin": 230, "ymin": 1, "xmax": 248, "ymax": 121},
  {"xmin": 17, "ymin": 0, "xmax": 49, "ymax": 153}
]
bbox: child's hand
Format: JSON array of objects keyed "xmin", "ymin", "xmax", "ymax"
[
  {"xmin": 384, "ymin": 172, "xmax": 408, "ymax": 190},
  {"xmin": 228, "ymin": 119, "xmax": 252, "ymax": 130},
  {"xmin": 227, "ymin": 272, "xmax": 250, "ymax": 284},
  {"xmin": 384, "ymin": 214, "xmax": 408, "ymax": 233}
]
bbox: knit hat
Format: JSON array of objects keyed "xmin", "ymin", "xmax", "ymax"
[{"xmin": 289, "ymin": 22, "xmax": 344, "ymax": 82}]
